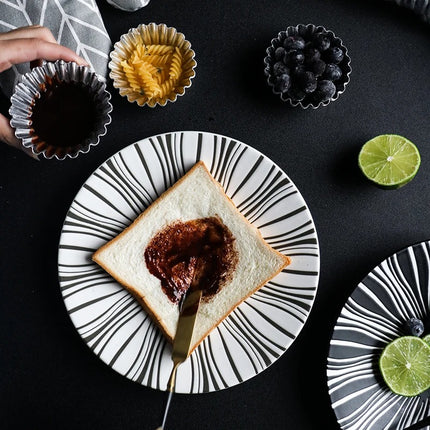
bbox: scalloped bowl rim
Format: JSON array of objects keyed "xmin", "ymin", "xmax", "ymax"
[
  {"xmin": 108, "ymin": 22, "xmax": 197, "ymax": 108},
  {"xmin": 263, "ymin": 23, "xmax": 352, "ymax": 109},
  {"xmin": 9, "ymin": 60, "xmax": 113, "ymax": 160}
]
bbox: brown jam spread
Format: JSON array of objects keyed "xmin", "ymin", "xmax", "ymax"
[
  {"xmin": 144, "ymin": 216, "xmax": 238, "ymax": 304},
  {"xmin": 30, "ymin": 76, "xmax": 97, "ymax": 149}
]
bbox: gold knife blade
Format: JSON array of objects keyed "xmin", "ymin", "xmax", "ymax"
[
  {"xmin": 166, "ymin": 288, "xmax": 202, "ymax": 392},
  {"xmin": 158, "ymin": 288, "xmax": 202, "ymax": 429},
  {"xmin": 174, "ymin": 289, "xmax": 203, "ymax": 358}
]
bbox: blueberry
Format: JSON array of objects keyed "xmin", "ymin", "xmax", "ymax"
[
  {"xmin": 272, "ymin": 61, "xmax": 289, "ymax": 76},
  {"xmin": 314, "ymin": 80, "xmax": 336, "ymax": 102},
  {"xmin": 304, "ymin": 46, "xmax": 321, "ymax": 64},
  {"xmin": 312, "ymin": 32, "xmax": 331, "ymax": 51},
  {"xmin": 274, "ymin": 46, "xmax": 286, "ymax": 61},
  {"xmin": 403, "ymin": 317, "xmax": 425, "ymax": 337},
  {"xmin": 323, "ymin": 63, "xmax": 343, "ymax": 81},
  {"xmin": 274, "ymin": 73, "xmax": 291, "ymax": 94},
  {"xmin": 287, "ymin": 85, "xmax": 306, "ymax": 102},
  {"xmin": 284, "ymin": 35, "xmax": 306, "ymax": 51},
  {"xmin": 284, "ymin": 50, "xmax": 305, "ymax": 67},
  {"xmin": 324, "ymin": 46, "xmax": 344, "ymax": 64},
  {"xmin": 309, "ymin": 59, "xmax": 326, "ymax": 77},
  {"xmin": 296, "ymin": 71, "xmax": 317, "ymax": 93}
]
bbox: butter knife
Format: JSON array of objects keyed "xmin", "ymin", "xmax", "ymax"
[{"xmin": 157, "ymin": 288, "xmax": 203, "ymax": 430}]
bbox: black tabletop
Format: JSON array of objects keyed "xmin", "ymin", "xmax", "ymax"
[{"xmin": 1, "ymin": 1, "xmax": 429, "ymax": 429}]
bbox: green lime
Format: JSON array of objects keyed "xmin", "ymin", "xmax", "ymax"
[
  {"xmin": 379, "ymin": 336, "xmax": 430, "ymax": 396},
  {"xmin": 358, "ymin": 134, "xmax": 421, "ymax": 189},
  {"xmin": 423, "ymin": 334, "xmax": 430, "ymax": 347}
]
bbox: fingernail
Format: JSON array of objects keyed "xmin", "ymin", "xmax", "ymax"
[{"xmin": 78, "ymin": 58, "xmax": 90, "ymax": 67}]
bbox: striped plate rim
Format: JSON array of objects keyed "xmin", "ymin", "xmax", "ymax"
[
  {"xmin": 328, "ymin": 240, "xmax": 430, "ymax": 429},
  {"xmin": 58, "ymin": 131, "xmax": 320, "ymax": 393}
]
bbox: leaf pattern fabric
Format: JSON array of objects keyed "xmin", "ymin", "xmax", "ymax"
[{"xmin": 0, "ymin": 0, "xmax": 112, "ymax": 97}]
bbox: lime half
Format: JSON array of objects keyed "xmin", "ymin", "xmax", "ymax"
[
  {"xmin": 379, "ymin": 336, "xmax": 430, "ymax": 396},
  {"xmin": 424, "ymin": 334, "xmax": 430, "ymax": 347},
  {"xmin": 358, "ymin": 134, "xmax": 421, "ymax": 189}
]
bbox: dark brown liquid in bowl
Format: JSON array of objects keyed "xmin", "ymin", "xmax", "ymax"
[{"xmin": 30, "ymin": 77, "xmax": 98, "ymax": 151}]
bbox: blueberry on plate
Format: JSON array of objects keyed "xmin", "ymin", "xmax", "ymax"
[
  {"xmin": 284, "ymin": 35, "xmax": 306, "ymax": 51},
  {"xmin": 324, "ymin": 46, "xmax": 344, "ymax": 64},
  {"xmin": 274, "ymin": 73, "xmax": 291, "ymax": 94},
  {"xmin": 314, "ymin": 79, "xmax": 336, "ymax": 102},
  {"xmin": 273, "ymin": 61, "xmax": 289, "ymax": 76},
  {"xmin": 296, "ymin": 71, "xmax": 317, "ymax": 93},
  {"xmin": 312, "ymin": 32, "xmax": 331, "ymax": 51},
  {"xmin": 403, "ymin": 317, "xmax": 425, "ymax": 337},
  {"xmin": 323, "ymin": 63, "xmax": 342, "ymax": 81}
]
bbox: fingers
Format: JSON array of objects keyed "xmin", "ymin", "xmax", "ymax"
[
  {"xmin": 0, "ymin": 26, "xmax": 58, "ymax": 69},
  {"xmin": 0, "ymin": 38, "xmax": 88, "ymax": 72},
  {"xmin": 0, "ymin": 25, "xmax": 57, "ymax": 44},
  {"xmin": 0, "ymin": 25, "xmax": 88, "ymax": 72},
  {"xmin": 0, "ymin": 113, "xmax": 38, "ymax": 160},
  {"xmin": 0, "ymin": 112, "xmax": 18, "ymax": 146}
]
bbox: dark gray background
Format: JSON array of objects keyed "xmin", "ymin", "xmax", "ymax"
[{"xmin": 0, "ymin": 0, "xmax": 429, "ymax": 428}]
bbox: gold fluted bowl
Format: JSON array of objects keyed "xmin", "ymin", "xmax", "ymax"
[{"xmin": 109, "ymin": 23, "xmax": 197, "ymax": 107}]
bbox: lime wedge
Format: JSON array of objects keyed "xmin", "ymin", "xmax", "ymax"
[
  {"xmin": 358, "ymin": 134, "xmax": 420, "ymax": 189},
  {"xmin": 424, "ymin": 334, "xmax": 430, "ymax": 347},
  {"xmin": 379, "ymin": 336, "xmax": 430, "ymax": 396}
]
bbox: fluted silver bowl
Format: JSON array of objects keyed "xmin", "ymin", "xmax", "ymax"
[
  {"xmin": 264, "ymin": 24, "xmax": 352, "ymax": 109},
  {"xmin": 9, "ymin": 60, "xmax": 112, "ymax": 160}
]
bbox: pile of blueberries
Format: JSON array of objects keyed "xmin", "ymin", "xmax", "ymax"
[{"xmin": 268, "ymin": 30, "xmax": 347, "ymax": 106}]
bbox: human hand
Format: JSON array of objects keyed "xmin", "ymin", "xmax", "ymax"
[{"xmin": 0, "ymin": 25, "xmax": 88, "ymax": 159}]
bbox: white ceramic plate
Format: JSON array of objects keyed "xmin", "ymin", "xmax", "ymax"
[
  {"xmin": 328, "ymin": 240, "xmax": 430, "ymax": 430},
  {"xmin": 58, "ymin": 131, "xmax": 320, "ymax": 393}
]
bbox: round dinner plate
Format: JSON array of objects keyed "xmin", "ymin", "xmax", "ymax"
[
  {"xmin": 58, "ymin": 131, "xmax": 320, "ymax": 393},
  {"xmin": 328, "ymin": 240, "xmax": 430, "ymax": 430}
]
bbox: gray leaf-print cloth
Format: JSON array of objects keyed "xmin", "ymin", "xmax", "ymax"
[{"xmin": 0, "ymin": 0, "xmax": 112, "ymax": 98}]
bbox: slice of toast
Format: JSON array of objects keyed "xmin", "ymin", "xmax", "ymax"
[{"xmin": 92, "ymin": 161, "xmax": 290, "ymax": 353}]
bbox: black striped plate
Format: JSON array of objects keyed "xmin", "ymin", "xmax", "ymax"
[
  {"xmin": 328, "ymin": 241, "xmax": 430, "ymax": 429},
  {"xmin": 58, "ymin": 131, "xmax": 320, "ymax": 393}
]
